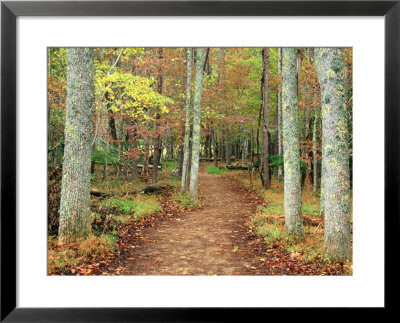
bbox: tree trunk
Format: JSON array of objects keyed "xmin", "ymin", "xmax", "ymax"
[
  {"xmin": 212, "ymin": 130, "xmax": 218, "ymax": 167},
  {"xmin": 58, "ymin": 48, "xmax": 94, "ymax": 242},
  {"xmin": 313, "ymin": 105, "xmax": 319, "ymax": 195},
  {"xmin": 282, "ymin": 47, "xmax": 304, "ymax": 240},
  {"xmin": 242, "ymin": 137, "xmax": 248, "ymax": 167},
  {"xmin": 143, "ymin": 134, "xmax": 150, "ymax": 176},
  {"xmin": 166, "ymin": 135, "xmax": 174, "ymax": 160},
  {"xmin": 277, "ymin": 48, "xmax": 283, "ymax": 181},
  {"xmin": 208, "ymin": 132, "xmax": 213, "ymax": 158},
  {"xmin": 189, "ymin": 48, "xmax": 207, "ymax": 200},
  {"xmin": 220, "ymin": 129, "xmax": 225, "ymax": 161},
  {"xmin": 181, "ymin": 48, "xmax": 193, "ymax": 193},
  {"xmin": 262, "ymin": 48, "xmax": 271, "ymax": 189},
  {"xmin": 204, "ymin": 133, "xmax": 209, "ymax": 159},
  {"xmin": 273, "ymin": 98, "xmax": 279, "ymax": 178},
  {"xmin": 316, "ymin": 48, "xmax": 351, "ymax": 261},
  {"xmin": 127, "ymin": 123, "xmax": 139, "ymax": 181},
  {"xmin": 152, "ymin": 48, "xmax": 164, "ymax": 184},
  {"xmin": 225, "ymin": 128, "xmax": 231, "ymax": 166},
  {"xmin": 177, "ymin": 133, "xmax": 184, "ymax": 177}
]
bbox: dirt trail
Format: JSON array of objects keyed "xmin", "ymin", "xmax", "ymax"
[
  {"xmin": 114, "ymin": 166, "xmax": 262, "ymax": 275},
  {"xmin": 101, "ymin": 165, "xmax": 342, "ymax": 276}
]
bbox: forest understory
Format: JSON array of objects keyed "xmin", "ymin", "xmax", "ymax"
[{"xmin": 48, "ymin": 162, "xmax": 351, "ymax": 276}]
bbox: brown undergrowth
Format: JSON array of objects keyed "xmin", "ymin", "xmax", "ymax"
[
  {"xmin": 48, "ymin": 163, "xmax": 191, "ymax": 275},
  {"xmin": 223, "ymin": 168, "xmax": 352, "ymax": 275}
]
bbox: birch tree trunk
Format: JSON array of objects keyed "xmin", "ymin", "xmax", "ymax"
[
  {"xmin": 282, "ymin": 47, "xmax": 304, "ymax": 240},
  {"xmin": 315, "ymin": 48, "xmax": 351, "ymax": 261},
  {"xmin": 58, "ymin": 48, "xmax": 94, "ymax": 242},
  {"xmin": 181, "ymin": 48, "xmax": 193, "ymax": 193},
  {"xmin": 189, "ymin": 48, "xmax": 207, "ymax": 200}
]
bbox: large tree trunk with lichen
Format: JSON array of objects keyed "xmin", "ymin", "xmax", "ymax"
[
  {"xmin": 309, "ymin": 48, "xmax": 320, "ymax": 195},
  {"xmin": 262, "ymin": 48, "xmax": 271, "ymax": 189},
  {"xmin": 181, "ymin": 48, "xmax": 193, "ymax": 193},
  {"xmin": 189, "ymin": 48, "xmax": 207, "ymax": 200},
  {"xmin": 58, "ymin": 48, "xmax": 94, "ymax": 242},
  {"xmin": 312, "ymin": 105, "xmax": 319, "ymax": 195},
  {"xmin": 277, "ymin": 47, "xmax": 283, "ymax": 181},
  {"xmin": 282, "ymin": 48, "xmax": 304, "ymax": 240},
  {"xmin": 315, "ymin": 48, "xmax": 351, "ymax": 261}
]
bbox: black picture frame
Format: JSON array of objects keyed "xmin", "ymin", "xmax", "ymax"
[{"xmin": 1, "ymin": 0, "xmax": 398, "ymax": 321}]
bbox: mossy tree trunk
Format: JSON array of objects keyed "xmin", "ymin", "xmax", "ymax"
[
  {"xmin": 312, "ymin": 105, "xmax": 319, "ymax": 195},
  {"xmin": 181, "ymin": 48, "xmax": 193, "ymax": 193},
  {"xmin": 315, "ymin": 48, "xmax": 351, "ymax": 261},
  {"xmin": 309, "ymin": 48, "xmax": 320, "ymax": 195},
  {"xmin": 282, "ymin": 47, "xmax": 304, "ymax": 240},
  {"xmin": 189, "ymin": 48, "xmax": 207, "ymax": 200},
  {"xmin": 58, "ymin": 48, "xmax": 94, "ymax": 242}
]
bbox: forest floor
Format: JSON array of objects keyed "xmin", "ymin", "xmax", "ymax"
[
  {"xmin": 49, "ymin": 163, "xmax": 351, "ymax": 276},
  {"xmin": 85, "ymin": 164, "xmax": 348, "ymax": 276}
]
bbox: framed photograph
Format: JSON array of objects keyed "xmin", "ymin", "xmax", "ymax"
[{"xmin": 1, "ymin": 0, "xmax": 398, "ymax": 321}]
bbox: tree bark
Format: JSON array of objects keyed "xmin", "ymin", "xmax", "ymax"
[
  {"xmin": 312, "ymin": 105, "xmax": 319, "ymax": 195},
  {"xmin": 152, "ymin": 48, "xmax": 164, "ymax": 184},
  {"xmin": 277, "ymin": 47, "xmax": 283, "ymax": 181},
  {"xmin": 315, "ymin": 48, "xmax": 351, "ymax": 261},
  {"xmin": 181, "ymin": 48, "xmax": 193, "ymax": 193},
  {"xmin": 143, "ymin": 134, "xmax": 150, "ymax": 176},
  {"xmin": 58, "ymin": 48, "xmax": 94, "ymax": 242},
  {"xmin": 282, "ymin": 47, "xmax": 304, "ymax": 240},
  {"xmin": 225, "ymin": 128, "xmax": 231, "ymax": 166},
  {"xmin": 189, "ymin": 48, "xmax": 207, "ymax": 200},
  {"xmin": 262, "ymin": 48, "xmax": 271, "ymax": 189},
  {"xmin": 127, "ymin": 122, "xmax": 139, "ymax": 181},
  {"xmin": 212, "ymin": 130, "xmax": 218, "ymax": 167}
]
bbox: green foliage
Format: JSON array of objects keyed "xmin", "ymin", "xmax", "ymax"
[
  {"xmin": 99, "ymin": 195, "xmax": 161, "ymax": 219},
  {"xmin": 256, "ymin": 221, "xmax": 288, "ymax": 244},
  {"xmin": 268, "ymin": 155, "xmax": 283, "ymax": 168},
  {"xmin": 134, "ymin": 200, "xmax": 161, "ymax": 218},
  {"xmin": 91, "ymin": 144, "xmax": 119, "ymax": 164},
  {"xmin": 205, "ymin": 165, "xmax": 227, "ymax": 174},
  {"xmin": 301, "ymin": 203, "xmax": 320, "ymax": 216},
  {"xmin": 102, "ymin": 232, "xmax": 118, "ymax": 251},
  {"xmin": 269, "ymin": 155, "xmax": 307, "ymax": 178},
  {"xmin": 163, "ymin": 160, "xmax": 177, "ymax": 172},
  {"xmin": 173, "ymin": 192, "xmax": 199, "ymax": 208},
  {"xmin": 100, "ymin": 197, "xmax": 136, "ymax": 214},
  {"xmin": 258, "ymin": 203, "xmax": 284, "ymax": 215}
]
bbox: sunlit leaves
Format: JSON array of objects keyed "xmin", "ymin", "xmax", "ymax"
[{"xmin": 95, "ymin": 71, "xmax": 173, "ymax": 119}]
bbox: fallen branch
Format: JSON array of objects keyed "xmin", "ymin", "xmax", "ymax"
[
  {"xmin": 128, "ymin": 182, "xmax": 171, "ymax": 194},
  {"xmin": 226, "ymin": 165, "xmax": 248, "ymax": 170},
  {"xmin": 137, "ymin": 164, "xmax": 162, "ymax": 169},
  {"xmin": 264, "ymin": 214, "xmax": 323, "ymax": 227},
  {"xmin": 90, "ymin": 182, "xmax": 171, "ymax": 197}
]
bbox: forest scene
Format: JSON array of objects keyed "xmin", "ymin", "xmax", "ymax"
[{"xmin": 48, "ymin": 47, "xmax": 352, "ymax": 276}]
